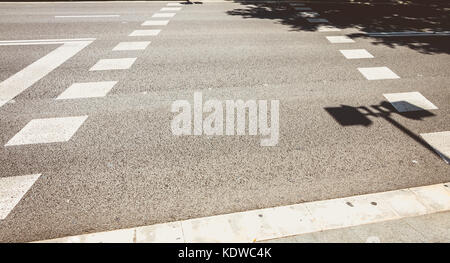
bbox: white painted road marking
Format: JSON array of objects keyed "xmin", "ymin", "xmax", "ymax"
[
  {"xmin": 420, "ymin": 131, "xmax": 450, "ymax": 164},
  {"xmin": 5, "ymin": 116, "xmax": 88, "ymax": 146},
  {"xmin": 160, "ymin": 7, "xmax": 181, "ymax": 11},
  {"xmin": 142, "ymin": 20, "xmax": 169, "ymax": 26},
  {"xmin": 90, "ymin": 58, "xmax": 137, "ymax": 71},
  {"xmin": 298, "ymin": 12, "xmax": 319, "ymax": 18},
  {"xmin": 152, "ymin": 13, "xmax": 176, "ymax": 18},
  {"xmin": 358, "ymin": 67, "xmax": 400, "ymax": 80},
  {"xmin": 0, "ymin": 174, "xmax": 41, "ymax": 220},
  {"xmin": 326, "ymin": 36, "xmax": 355, "ymax": 43},
  {"xmin": 36, "ymin": 182, "xmax": 450, "ymax": 243},
  {"xmin": 307, "ymin": 18, "xmax": 329, "ymax": 23},
  {"xmin": 318, "ymin": 25, "xmax": 341, "ymax": 32},
  {"xmin": 383, "ymin": 92, "xmax": 438, "ymax": 112},
  {"xmin": 0, "ymin": 39, "xmax": 93, "ymax": 108},
  {"xmin": 54, "ymin": 15, "xmax": 120, "ymax": 18},
  {"xmin": 167, "ymin": 3, "xmax": 183, "ymax": 6},
  {"xmin": 340, "ymin": 49, "xmax": 374, "ymax": 59},
  {"xmin": 129, "ymin": 30, "xmax": 161, "ymax": 36},
  {"xmin": 112, "ymin": 41, "xmax": 151, "ymax": 51},
  {"xmin": 0, "ymin": 38, "xmax": 95, "ymax": 45},
  {"xmin": 56, "ymin": 81, "xmax": 117, "ymax": 100}
]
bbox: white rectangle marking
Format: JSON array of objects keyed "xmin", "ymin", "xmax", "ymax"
[
  {"xmin": 89, "ymin": 58, "xmax": 137, "ymax": 71},
  {"xmin": 383, "ymin": 92, "xmax": 438, "ymax": 112},
  {"xmin": 160, "ymin": 7, "xmax": 181, "ymax": 11},
  {"xmin": 0, "ymin": 174, "xmax": 41, "ymax": 220},
  {"xmin": 326, "ymin": 36, "xmax": 355, "ymax": 43},
  {"xmin": 358, "ymin": 66, "xmax": 400, "ymax": 80},
  {"xmin": 420, "ymin": 131, "xmax": 450, "ymax": 163},
  {"xmin": 340, "ymin": 49, "xmax": 374, "ymax": 59},
  {"xmin": 56, "ymin": 81, "xmax": 117, "ymax": 100},
  {"xmin": 5, "ymin": 116, "xmax": 88, "ymax": 146},
  {"xmin": 298, "ymin": 12, "xmax": 319, "ymax": 18},
  {"xmin": 152, "ymin": 13, "xmax": 176, "ymax": 18},
  {"xmin": 318, "ymin": 25, "xmax": 341, "ymax": 32},
  {"xmin": 112, "ymin": 41, "xmax": 151, "ymax": 51},
  {"xmin": 129, "ymin": 30, "xmax": 161, "ymax": 37},
  {"xmin": 142, "ymin": 20, "xmax": 169, "ymax": 26}
]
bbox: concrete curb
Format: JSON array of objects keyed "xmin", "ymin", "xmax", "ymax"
[{"xmin": 35, "ymin": 182, "xmax": 450, "ymax": 243}]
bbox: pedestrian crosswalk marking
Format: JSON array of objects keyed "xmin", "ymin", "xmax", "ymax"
[
  {"xmin": 358, "ymin": 67, "xmax": 400, "ymax": 80},
  {"xmin": 326, "ymin": 36, "xmax": 355, "ymax": 43},
  {"xmin": 142, "ymin": 20, "xmax": 169, "ymax": 26},
  {"xmin": 0, "ymin": 174, "xmax": 41, "ymax": 220},
  {"xmin": 160, "ymin": 7, "xmax": 181, "ymax": 11},
  {"xmin": 152, "ymin": 13, "xmax": 176, "ymax": 18},
  {"xmin": 0, "ymin": 39, "xmax": 94, "ymax": 108},
  {"xmin": 420, "ymin": 131, "xmax": 450, "ymax": 164},
  {"xmin": 112, "ymin": 41, "xmax": 151, "ymax": 51},
  {"xmin": 90, "ymin": 58, "xmax": 137, "ymax": 71},
  {"xmin": 56, "ymin": 81, "xmax": 117, "ymax": 100},
  {"xmin": 340, "ymin": 49, "xmax": 374, "ymax": 59},
  {"xmin": 318, "ymin": 25, "xmax": 341, "ymax": 32},
  {"xmin": 298, "ymin": 12, "xmax": 319, "ymax": 18},
  {"xmin": 383, "ymin": 92, "xmax": 438, "ymax": 112},
  {"xmin": 129, "ymin": 30, "xmax": 161, "ymax": 37},
  {"xmin": 5, "ymin": 116, "xmax": 88, "ymax": 146}
]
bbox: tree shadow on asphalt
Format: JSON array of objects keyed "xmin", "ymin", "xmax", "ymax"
[
  {"xmin": 227, "ymin": 0, "xmax": 450, "ymax": 54},
  {"xmin": 324, "ymin": 100, "xmax": 447, "ymax": 160}
]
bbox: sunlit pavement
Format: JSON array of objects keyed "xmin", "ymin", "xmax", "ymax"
[{"xmin": 0, "ymin": 1, "xmax": 449, "ymax": 242}]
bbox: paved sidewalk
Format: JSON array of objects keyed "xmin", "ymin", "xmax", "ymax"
[{"xmin": 260, "ymin": 211, "xmax": 450, "ymax": 243}]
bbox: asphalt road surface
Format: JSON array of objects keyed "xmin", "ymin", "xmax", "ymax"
[{"xmin": 0, "ymin": 0, "xmax": 449, "ymax": 242}]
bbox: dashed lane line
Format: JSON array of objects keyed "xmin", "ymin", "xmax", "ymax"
[
  {"xmin": 35, "ymin": 182, "xmax": 450, "ymax": 243},
  {"xmin": 0, "ymin": 39, "xmax": 94, "ymax": 108}
]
